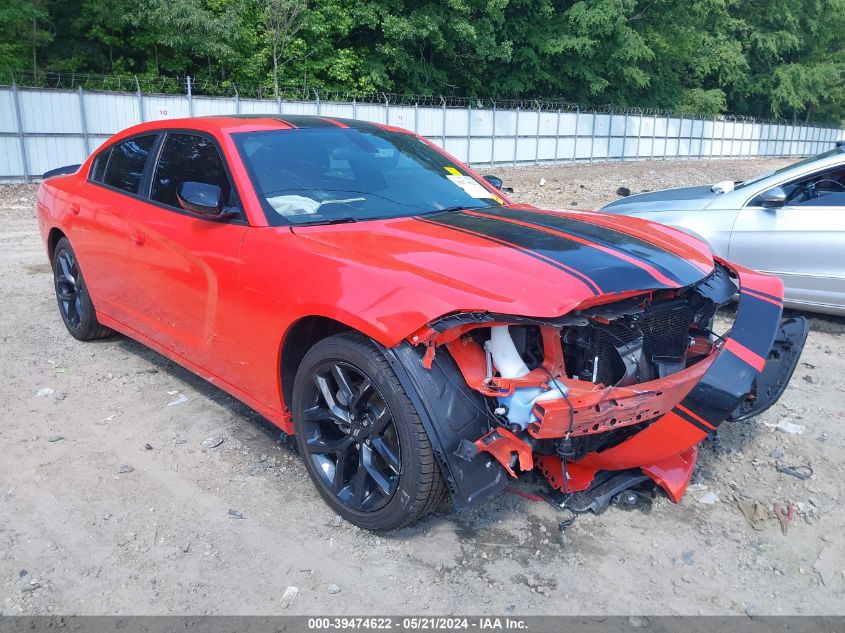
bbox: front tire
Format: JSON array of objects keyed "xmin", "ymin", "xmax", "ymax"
[
  {"xmin": 52, "ymin": 237, "xmax": 113, "ymax": 341},
  {"xmin": 292, "ymin": 332, "xmax": 446, "ymax": 530}
]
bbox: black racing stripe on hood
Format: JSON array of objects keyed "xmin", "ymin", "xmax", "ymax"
[
  {"xmin": 486, "ymin": 207, "xmax": 708, "ymax": 287},
  {"xmin": 421, "ymin": 211, "xmax": 676, "ymax": 294},
  {"xmin": 416, "ymin": 217, "xmax": 601, "ymax": 295}
]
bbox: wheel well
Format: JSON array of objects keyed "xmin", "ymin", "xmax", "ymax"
[
  {"xmin": 280, "ymin": 316, "xmax": 351, "ymax": 408},
  {"xmin": 47, "ymin": 228, "xmax": 67, "ymax": 262}
]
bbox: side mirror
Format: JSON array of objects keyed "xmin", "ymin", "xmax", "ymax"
[
  {"xmin": 482, "ymin": 175, "xmax": 504, "ymax": 190},
  {"xmin": 758, "ymin": 186, "xmax": 787, "ymax": 209},
  {"xmin": 482, "ymin": 176, "xmax": 505, "ymax": 189},
  {"xmin": 482, "ymin": 175, "xmax": 513, "ymax": 194},
  {"xmin": 177, "ymin": 181, "xmax": 224, "ymax": 216}
]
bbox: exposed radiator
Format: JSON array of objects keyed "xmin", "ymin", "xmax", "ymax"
[{"xmin": 589, "ymin": 302, "xmax": 693, "ymax": 386}]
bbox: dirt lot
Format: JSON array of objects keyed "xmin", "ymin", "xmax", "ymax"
[{"xmin": 1, "ymin": 158, "xmax": 843, "ymax": 616}]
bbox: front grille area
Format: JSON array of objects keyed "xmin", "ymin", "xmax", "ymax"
[{"xmin": 582, "ymin": 301, "xmax": 693, "ymax": 386}]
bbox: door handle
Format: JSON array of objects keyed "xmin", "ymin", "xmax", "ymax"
[
  {"xmin": 69, "ymin": 203, "xmax": 80, "ymax": 215},
  {"xmin": 130, "ymin": 232, "xmax": 146, "ymax": 246}
]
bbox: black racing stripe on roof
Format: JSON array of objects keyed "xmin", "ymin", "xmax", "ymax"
[
  {"xmin": 341, "ymin": 119, "xmax": 384, "ymax": 131},
  {"xmin": 218, "ymin": 114, "xmax": 382, "ymax": 130}
]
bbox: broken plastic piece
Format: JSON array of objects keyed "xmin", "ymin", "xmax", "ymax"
[
  {"xmin": 473, "ymin": 427, "xmax": 533, "ymax": 477},
  {"xmin": 641, "ymin": 446, "xmax": 698, "ymax": 503}
]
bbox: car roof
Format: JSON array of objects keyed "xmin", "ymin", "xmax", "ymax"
[
  {"xmin": 715, "ymin": 148, "xmax": 845, "ymax": 205},
  {"xmin": 205, "ymin": 114, "xmax": 391, "ymax": 130},
  {"xmin": 113, "ymin": 114, "xmax": 404, "ymax": 139}
]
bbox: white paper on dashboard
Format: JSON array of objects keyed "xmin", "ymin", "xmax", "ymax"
[
  {"xmin": 266, "ymin": 195, "xmax": 321, "ymax": 216},
  {"xmin": 446, "ymin": 175, "xmax": 491, "ymax": 199}
]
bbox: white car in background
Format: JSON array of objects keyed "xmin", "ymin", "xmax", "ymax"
[{"xmin": 602, "ymin": 142, "xmax": 845, "ymax": 315}]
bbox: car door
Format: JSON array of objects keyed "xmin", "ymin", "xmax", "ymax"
[
  {"xmin": 72, "ymin": 134, "xmax": 158, "ymax": 323},
  {"xmin": 123, "ymin": 131, "xmax": 249, "ymax": 379},
  {"xmin": 729, "ymin": 165, "xmax": 845, "ymax": 310}
]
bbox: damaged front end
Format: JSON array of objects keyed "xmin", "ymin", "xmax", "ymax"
[{"xmin": 385, "ymin": 258, "xmax": 808, "ymax": 513}]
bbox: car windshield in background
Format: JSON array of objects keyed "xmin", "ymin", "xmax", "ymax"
[
  {"xmin": 734, "ymin": 148, "xmax": 842, "ymax": 190},
  {"xmin": 233, "ymin": 127, "xmax": 504, "ymax": 225}
]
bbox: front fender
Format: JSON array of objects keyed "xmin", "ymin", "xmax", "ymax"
[{"xmin": 382, "ymin": 342, "xmax": 508, "ymax": 509}]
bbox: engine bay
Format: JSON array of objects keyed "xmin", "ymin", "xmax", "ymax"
[{"xmin": 407, "ymin": 261, "xmax": 740, "ymax": 491}]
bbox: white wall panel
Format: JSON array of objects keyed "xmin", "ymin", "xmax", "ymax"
[
  {"xmin": 386, "ymin": 105, "xmax": 415, "ymax": 130},
  {"xmin": 470, "ymin": 109, "xmax": 494, "ymax": 137},
  {"xmin": 20, "ymin": 89, "xmax": 81, "ymax": 133},
  {"xmin": 0, "ymin": 137, "xmax": 24, "ymax": 179},
  {"xmin": 1, "ymin": 86, "xmax": 841, "ymax": 180}
]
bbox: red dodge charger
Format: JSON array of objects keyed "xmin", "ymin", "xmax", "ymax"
[{"xmin": 37, "ymin": 115, "xmax": 807, "ymax": 529}]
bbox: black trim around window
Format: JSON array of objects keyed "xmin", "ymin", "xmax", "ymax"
[
  {"xmin": 86, "ymin": 128, "xmax": 248, "ymax": 226},
  {"xmin": 89, "ymin": 133, "xmax": 158, "ymax": 196}
]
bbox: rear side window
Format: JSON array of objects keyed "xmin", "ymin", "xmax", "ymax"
[
  {"xmin": 90, "ymin": 147, "xmax": 111, "ymax": 182},
  {"xmin": 150, "ymin": 133, "xmax": 236, "ymax": 209},
  {"xmin": 101, "ymin": 135, "xmax": 157, "ymax": 194}
]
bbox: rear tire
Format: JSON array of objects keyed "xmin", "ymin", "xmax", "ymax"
[
  {"xmin": 52, "ymin": 237, "xmax": 113, "ymax": 341},
  {"xmin": 292, "ymin": 332, "xmax": 446, "ymax": 530}
]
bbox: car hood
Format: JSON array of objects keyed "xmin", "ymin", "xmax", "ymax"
[
  {"xmin": 601, "ymin": 185, "xmax": 720, "ymax": 214},
  {"xmin": 290, "ymin": 205, "xmax": 714, "ymax": 321}
]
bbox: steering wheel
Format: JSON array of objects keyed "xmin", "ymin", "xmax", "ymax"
[
  {"xmin": 808, "ymin": 179, "xmax": 845, "ymax": 198},
  {"xmin": 785, "ymin": 184, "xmax": 807, "ymax": 203}
]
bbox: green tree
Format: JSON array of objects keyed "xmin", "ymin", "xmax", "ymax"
[
  {"xmin": 263, "ymin": 0, "xmax": 308, "ymax": 97},
  {"xmin": 0, "ymin": 0, "xmax": 53, "ymax": 74},
  {"xmin": 11, "ymin": 0, "xmax": 845, "ymax": 124},
  {"xmin": 732, "ymin": 0, "xmax": 845, "ymax": 120}
]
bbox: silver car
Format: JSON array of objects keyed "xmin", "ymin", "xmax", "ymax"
[{"xmin": 601, "ymin": 143, "xmax": 845, "ymax": 315}]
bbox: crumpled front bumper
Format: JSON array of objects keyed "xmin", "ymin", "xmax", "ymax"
[
  {"xmin": 549, "ymin": 258, "xmax": 807, "ymax": 502},
  {"xmin": 472, "ymin": 258, "xmax": 808, "ymax": 506},
  {"xmin": 387, "ymin": 258, "xmax": 808, "ymax": 510}
]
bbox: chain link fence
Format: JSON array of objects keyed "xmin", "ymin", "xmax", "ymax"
[{"xmin": 2, "ymin": 71, "xmax": 844, "ymax": 183}]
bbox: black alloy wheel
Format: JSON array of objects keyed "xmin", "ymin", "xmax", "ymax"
[
  {"xmin": 55, "ymin": 247, "xmax": 84, "ymax": 330},
  {"xmin": 52, "ymin": 237, "xmax": 113, "ymax": 341},
  {"xmin": 292, "ymin": 332, "xmax": 446, "ymax": 530},
  {"xmin": 299, "ymin": 360, "xmax": 401, "ymax": 512}
]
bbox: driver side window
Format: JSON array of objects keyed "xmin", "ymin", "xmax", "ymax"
[
  {"xmin": 150, "ymin": 133, "xmax": 239, "ymax": 212},
  {"xmin": 754, "ymin": 166, "xmax": 845, "ymax": 207}
]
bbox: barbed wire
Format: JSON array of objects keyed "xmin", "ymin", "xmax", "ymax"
[{"xmin": 0, "ymin": 69, "xmax": 839, "ymax": 128}]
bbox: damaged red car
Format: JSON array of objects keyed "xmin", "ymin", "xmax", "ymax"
[{"xmin": 37, "ymin": 115, "xmax": 808, "ymax": 530}]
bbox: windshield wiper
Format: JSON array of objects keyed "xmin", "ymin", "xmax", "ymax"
[
  {"xmin": 419, "ymin": 204, "xmax": 499, "ymax": 216},
  {"xmin": 295, "ymin": 217, "xmax": 358, "ymax": 226}
]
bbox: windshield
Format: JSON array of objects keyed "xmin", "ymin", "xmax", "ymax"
[
  {"xmin": 233, "ymin": 127, "xmax": 504, "ymax": 225},
  {"xmin": 734, "ymin": 148, "xmax": 841, "ymax": 190}
]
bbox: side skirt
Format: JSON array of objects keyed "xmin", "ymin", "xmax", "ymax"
[{"xmin": 95, "ymin": 311, "xmax": 290, "ymax": 431}]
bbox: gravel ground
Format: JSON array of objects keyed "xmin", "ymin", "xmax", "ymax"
[{"xmin": 1, "ymin": 158, "xmax": 843, "ymax": 616}]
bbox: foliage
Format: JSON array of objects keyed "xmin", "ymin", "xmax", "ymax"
[
  {"xmin": 2, "ymin": 0, "xmax": 843, "ymax": 122},
  {"xmin": 264, "ymin": 0, "xmax": 308, "ymax": 97},
  {"xmin": 0, "ymin": 0, "xmax": 52, "ymax": 73}
]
